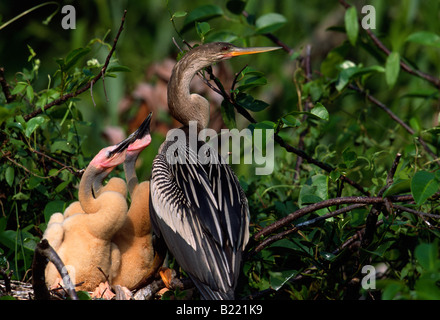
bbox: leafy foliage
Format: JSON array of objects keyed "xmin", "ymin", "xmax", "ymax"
[{"xmin": 1, "ymin": 0, "xmax": 439, "ymax": 300}]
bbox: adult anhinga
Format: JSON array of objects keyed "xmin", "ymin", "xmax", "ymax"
[{"xmin": 149, "ymin": 42, "xmax": 279, "ymax": 299}]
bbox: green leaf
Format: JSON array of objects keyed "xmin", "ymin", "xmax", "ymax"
[
  {"xmin": 26, "ymin": 85, "xmax": 34, "ymax": 102},
  {"xmin": 106, "ymin": 65, "xmax": 131, "ymax": 73},
  {"xmin": 342, "ymin": 148, "xmax": 357, "ymax": 168},
  {"xmin": 27, "ymin": 44, "xmax": 36, "ymax": 62},
  {"xmin": 50, "ymin": 139, "xmax": 75, "ymax": 154},
  {"xmin": 55, "ymin": 180, "xmax": 70, "ymax": 193},
  {"xmin": 281, "ymin": 115, "xmax": 301, "ymax": 128},
  {"xmin": 254, "ymin": 120, "xmax": 276, "ymax": 130},
  {"xmin": 172, "ymin": 11, "xmax": 187, "ymax": 19},
  {"xmin": 415, "ymin": 275, "xmax": 440, "ymax": 300},
  {"xmin": 310, "ymin": 103, "xmax": 329, "ymax": 121},
  {"xmin": 64, "ymin": 47, "xmax": 91, "ymax": 72},
  {"xmin": 25, "ymin": 116, "xmax": 46, "ymax": 138},
  {"xmin": 236, "ymin": 93, "xmax": 269, "ymax": 112},
  {"xmin": 205, "ymin": 31, "xmax": 238, "ymax": 43},
  {"xmin": 196, "ymin": 22, "xmax": 211, "ymax": 40},
  {"xmin": 382, "ymin": 179, "xmax": 411, "ymax": 197},
  {"xmin": 269, "ymin": 270, "xmax": 297, "ymax": 291},
  {"xmin": 336, "ymin": 64, "xmax": 384, "ymax": 91},
  {"xmin": 220, "ymin": 99, "xmax": 236, "ymax": 129},
  {"xmin": 43, "ymin": 200, "xmax": 66, "ymax": 223},
  {"xmin": 5, "ymin": 166, "xmax": 14, "ymax": 187},
  {"xmin": 10, "ymin": 82, "xmax": 28, "ymax": 95},
  {"xmin": 385, "ymin": 52, "xmax": 400, "ymax": 88},
  {"xmin": 406, "ymin": 31, "xmax": 440, "ymax": 48},
  {"xmin": 12, "ymin": 192, "xmax": 30, "ymax": 200},
  {"xmin": 182, "ymin": 5, "xmax": 223, "ymax": 33},
  {"xmin": 411, "ymin": 171, "xmax": 439, "ymax": 205},
  {"xmin": 255, "ymin": 13, "xmax": 287, "ymax": 34},
  {"xmin": 415, "ymin": 242, "xmax": 439, "ymax": 272},
  {"xmin": 344, "ymin": 7, "xmax": 359, "ymax": 46},
  {"xmin": 299, "ymin": 174, "xmax": 328, "ymax": 214},
  {"xmin": 238, "ymin": 76, "xmax": 267, "ymax": 91},
  {"xmin": 0, "ymin": 229, "xmax": 34, "ymax": 252},
  {"xmin": 76, "ymin": 291, "xmax": 92, "ymax": 300}
]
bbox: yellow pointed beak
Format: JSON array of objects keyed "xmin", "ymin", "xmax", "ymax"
[{"xmin": 228, "ymin": 46, "xmax": 281, "ymax": 57}]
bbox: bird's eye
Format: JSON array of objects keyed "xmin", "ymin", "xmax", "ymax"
[{"xmin": 221, "ymin": 46, "xmax": 229, "ymax": 51}]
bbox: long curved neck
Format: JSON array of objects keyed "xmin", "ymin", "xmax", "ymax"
[
  {"xmin": 123, "ymin": 152, "xmax": 138, "ymax": 196},
  {"xmin": 79, "ymin": 166, "xmax": 110, "ymax": 213},
  {"xmin": 168, "ymin": 48, "xmax": 212, "ymax": 130}
]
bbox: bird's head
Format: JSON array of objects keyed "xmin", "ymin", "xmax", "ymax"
[
  {"xmin": 194, "ymin": 42, "xmax": 281, "ymax": 64},
  {"xmin": 127, "ymin": 112, "xmax": 153, "ymax": 156},
  {"xmin": 90, "ymin": 112, "xmax": 153, "ymax": 170}
]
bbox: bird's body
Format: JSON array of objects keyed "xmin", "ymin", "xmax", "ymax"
[
  {"xmin": 112, "ymin": 113, "xmax": 165, "ymax": 290},
  {"xmin": 43, "ymin": 122, "xmax": 151, "ymax": 293},
  {"xmin": 150, "ymin": 133, "xmax": 249, "ymax": 299},
  {"xmin": 44, "ymin": 145, "xmax": 130, "ymax": 291},
  {"xmin": 149, "ymin": 42, "xmax": 278, "ymax": 299}
]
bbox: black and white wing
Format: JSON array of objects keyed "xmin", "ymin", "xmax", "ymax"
[{"xmin": 149, "ymin": 140, "xmax": 249, "ymax": 300}]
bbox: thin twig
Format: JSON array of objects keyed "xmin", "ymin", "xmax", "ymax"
[
  {"xmin": 23, "ymin": 10, "xmax": 127, "ymax": 121},
  {"xmin": 378, "ymin": 153, "xmax": 402, "ymax": 197},
  {"xmin": 394, "ymin": 204, "xmax": 440, "ymax": 220},
  {"xmin": 29, "ymin": 148, "xmax": 81, "ymax": 177}
]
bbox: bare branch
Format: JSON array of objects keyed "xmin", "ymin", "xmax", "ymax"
[
  {"xmin": 252, "ymin": 203, "xmax": 366, "ymax": 253},
  {"xmin": 253, "ymin": 194, "xmax": 413, "ymax": 240},
  {"xmin": 32, "ymin": 239, "xmax": 78, "ymax": 300}
]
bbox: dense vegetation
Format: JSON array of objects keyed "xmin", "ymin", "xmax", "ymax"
[{"xmin": 0, "ymin": 0, "xmax": 439, "ymax": 300}]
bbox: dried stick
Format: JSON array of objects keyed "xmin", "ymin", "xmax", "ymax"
[
  {"xmin": 32, "ymin": 239, "xmax": 78, "ymax": 300},
  {"xmin": 23, "ymin": 10, "xmax": 127, "ymax": 121},
  {"xmin": 253, "ymin": 194, "xmax": 413, "ymax": 241},
  {"xmin": 252, "ymin": 203, "xmax": 366, "ymax": 253}
]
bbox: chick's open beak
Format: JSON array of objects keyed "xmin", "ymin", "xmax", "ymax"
[{"xmin": 108, "ymin": 112, "xmax": 153, "ymax": 157}]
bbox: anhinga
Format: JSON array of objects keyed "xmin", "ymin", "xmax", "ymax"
[
  {"xmin": 112, "ymin": 113, "xmax": 166, "ymax": 290},
  {"xmin": 149, "ymin": 42, "xmax": 279, "ymax": 299}
]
